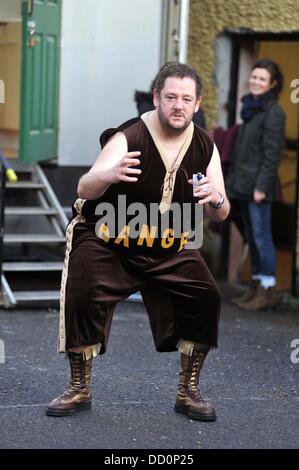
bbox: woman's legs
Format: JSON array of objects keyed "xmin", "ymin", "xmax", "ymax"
[
  {"xmin": 248, "ymin": 201, "xmax": 276, "ymax": 287},
  {"xmin": 238, "ymin": 201, "xmax": 261, "ymax": 278}
]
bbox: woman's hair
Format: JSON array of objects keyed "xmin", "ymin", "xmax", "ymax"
[
  {"xmin": 251, "ymin": 58, "xmax": 284, "ymax": 96},
  {"xmin": 153, "ymin": 62, "xmax": 202, "ymax": 97}
]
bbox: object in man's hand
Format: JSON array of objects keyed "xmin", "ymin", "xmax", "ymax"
[{"xmin": 192, "ymin": 172, "xmax": 204, "ymax": 196}]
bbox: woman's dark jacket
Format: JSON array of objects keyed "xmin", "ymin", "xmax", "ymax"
[{"xmin": 226, "ymin": 99, "xmax": 285, "ymax": 202}]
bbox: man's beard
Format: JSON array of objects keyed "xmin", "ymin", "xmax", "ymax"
[{"xmin": 157, "ymin": 108, "xmax": 191, "ymax": 135}]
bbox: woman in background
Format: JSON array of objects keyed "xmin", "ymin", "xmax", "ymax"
[{"xmin": 227, "ymin": 59, "xmax": 285, "ymax": 310}]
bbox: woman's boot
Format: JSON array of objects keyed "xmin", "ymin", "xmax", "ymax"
[
  {"xmin": 231, "ymin": 279, "xmax": 260, "ymax": 305},
  {"xmin": 46, "ymin": 351, "xmax": 93, "ymax": 417},
  {"xmin": 239, "ymin": 285, "xmax": 277, "ymax": 310},
  {"xmin": 174, "ymin": 344, "xmax": 216, "ymax": 421}
]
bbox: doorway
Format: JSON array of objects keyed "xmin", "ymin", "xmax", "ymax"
[
  {"xmin": 0, "ymin": 0, "xmax": 21, "ymax": 158},
  {"xmin": 226, "ymin": 33, "xmax": 299, "ymax": 293},
  {"xmin": 0, "ymin": 0, "xmax": 61, "ymax": 163}
]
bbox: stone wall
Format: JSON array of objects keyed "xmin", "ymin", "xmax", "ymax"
[{"xmin": 188, "ymin": 0, "xmax": 299, "ymax": 129}]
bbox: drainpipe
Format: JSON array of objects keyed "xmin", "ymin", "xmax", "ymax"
[{"xmin": 178, "ymin": 0, "xmax": 189, "ymax": 63}]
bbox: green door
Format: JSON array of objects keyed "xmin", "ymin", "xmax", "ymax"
[{"xmin": 20, "ymin": 0, "xmax": 61, "ymax": 163}]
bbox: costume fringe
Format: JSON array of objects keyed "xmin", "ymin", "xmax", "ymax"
[
  {"xmin": 176, "ymin": 339, "xmax": 211, "ymax": 356},
  {"xmin": 176, "ymin": 339, "xmax": 196, "ymax": 357},
  {"xmin": 82, "ymin": 343, "xmax": 102, "ymax": 361},
  {"xmin": 58, "ymin": 198, "xmax": 86, "ymax": 353}
]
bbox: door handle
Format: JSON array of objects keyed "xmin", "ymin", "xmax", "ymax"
[
  {"xmin": 28, "ymin": 37, "xmax": 38, "ymax": 48},
  {"xmin": 27, "ymin": 20, "xmax": 37, "ymax": 48}
]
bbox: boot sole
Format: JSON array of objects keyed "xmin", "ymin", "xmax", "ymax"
[
  {"xmin": 239, "ymin": 302, "xmax": 278, "ymax": 311},
  {"xmin": 174, "ymin": 404, "xmax": 216, "ymax": 422},
  {"xmin": 232, "ymin": 298, "xmax": 253, "ymax": 306},
  {"xmin": 46, "ymin": 400, "xmax": 92, "ymax": 417}
]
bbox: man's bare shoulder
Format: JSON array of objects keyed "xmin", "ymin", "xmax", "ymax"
[{"xmin": 100, "ymin": 117, "xmax": 143, "ymax": 149}]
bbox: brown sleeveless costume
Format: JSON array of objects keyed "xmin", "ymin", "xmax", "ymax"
[{"xmin": 58, "ymin": 117, "xmax": 221, "ymax": 356}]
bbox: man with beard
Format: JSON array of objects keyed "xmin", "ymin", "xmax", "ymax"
[{"xmin": 46, "ymin": 63, "xmax": 230, "ymax": 421}]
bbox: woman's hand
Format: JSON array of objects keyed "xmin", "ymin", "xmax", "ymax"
[{"xmin": 253, "ymin": 189, "xmax": 266, "ymax": 203}]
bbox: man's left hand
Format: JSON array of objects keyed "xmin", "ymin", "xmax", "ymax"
[{"xmin": 188, "ymin": 176, "xmax": 220, "ymax": 206}]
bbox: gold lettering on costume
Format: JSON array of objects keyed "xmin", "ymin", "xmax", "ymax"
[
  {"xmin": 178, "ymin": 231, "xmax": 189, "ymax": 252},
  {"xmin": 161, "ymin": 228, "xmax": 174, "ymax": 249},
  {"xmin": 115, "ymin": 225, "xmax": 130, "ymax": 247},
  {"xmin": 137, "ymin": 224, "xmax": 157, "ymax": 247},
  {"xmin": 97, "ymin": 223, "xmax": 110, "ymax": 242},
  {"xmin": 96, "ymin": 223, "xmax": 187, "ymax": 251}
]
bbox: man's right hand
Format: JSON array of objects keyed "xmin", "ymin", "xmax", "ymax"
[
  {"xmin": 107, "ymin": 151, "xmax": 141, "ymax": 184},
  {"xmin": 77, "ymin": 151, "xmax": 141, "ymax": 199},
  {"xmin": 78, "ymin": 132, "xmax": 141, "ymax": 200}
]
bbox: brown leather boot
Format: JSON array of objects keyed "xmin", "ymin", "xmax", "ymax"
[
  {"xmin": 232, "ymin": 279, "xmax": 260, "ymax": 305},
  {"xmin": 239, "ymin": 285, "xmax": 277, "ymax": 311},
  {"xmin": 174, "ymin": 346, "xmax": 216, "ymax": 421},
  {"xmin": 46, "ymin": 352, "xmax": 92, "ymax": 417}
]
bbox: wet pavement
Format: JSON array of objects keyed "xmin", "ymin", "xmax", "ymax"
[{"xmin": 0, "ymin": 283, "xmax": 298, "ymax": 450}]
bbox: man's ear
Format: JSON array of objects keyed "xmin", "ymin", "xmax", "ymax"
[
  {"xmin": 153, "ymin": 89, "xmax": 159, "ymax": 108},
  {"xmin": 194, "ymin": 96, "xmax": 203, "ymax": 113}
]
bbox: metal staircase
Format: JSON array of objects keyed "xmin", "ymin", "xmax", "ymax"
[{"xmin": 0, "ymin": 162, "xmax": 68, "ymax": 307}]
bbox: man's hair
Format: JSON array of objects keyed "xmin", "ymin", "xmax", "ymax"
[
  {"xmin": 153, "ymin": 62, "xmax": 202, "ymax": 97},
  {"xmin": 251, "ymin": 58, "xmax": 284, "ymax": 96}
]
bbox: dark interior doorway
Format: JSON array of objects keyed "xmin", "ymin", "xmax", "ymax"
[{"xmin": 227, "ymin": 32, "xmax": 299, "ymax": 295}]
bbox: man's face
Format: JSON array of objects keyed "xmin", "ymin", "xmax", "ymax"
[{"xmin": 153, "ymin": 76, "xmax": 202, "ymax": 134}]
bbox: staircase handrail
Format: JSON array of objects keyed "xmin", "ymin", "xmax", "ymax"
[{"xmin": 0, "ymin": 150, "xmax": 18, "ymax": 286}]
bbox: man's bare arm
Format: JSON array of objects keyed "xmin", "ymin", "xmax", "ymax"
[
  {"xmin": 77, "ymin": 132, "xmax": 141, "ymax": 200},
  {"xmin": 191, "ymin": 144, "xmax": 230, "ymax": 222}
]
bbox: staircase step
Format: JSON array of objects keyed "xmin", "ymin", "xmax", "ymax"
[
  {"xmin": 3, "ymin": 262, "xmax": 63, "ymax": 272},
  {"xmin": 1, "ymin": 163, "xmax": 70, "ymax": 307},
  {"xmin": 6, "ymin": 182, "xmax": 45, "ymax": 189},
  {"xmin": 5, "ymin": 161, "xmax": 34, "ymax": 173},
  {"xmin": 13, "ymin": 290, "xmax": 60, "ymax": 301},
  {"xmin": 5, "ymin": 207, "xmax": 58, "ymax": 215},
  {"xmin": 4, "ymin": 234, "xmax": 65, "ymax": 243}
]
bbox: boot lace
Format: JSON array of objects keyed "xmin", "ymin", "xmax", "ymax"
[
  {"xmin": 61, "ymin": 354, "xmax": 88, "ymax": 398},
  {"xmin": 187, "ymin": 350, "xmax": 208, "ymax": 402}
]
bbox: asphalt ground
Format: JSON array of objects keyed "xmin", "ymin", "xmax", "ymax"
[{"xmin": 0, "ymin": 284, "xmax": 298, "ymax": 452}]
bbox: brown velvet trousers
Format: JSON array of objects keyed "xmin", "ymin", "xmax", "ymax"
[{"xmin": 63, "ymin": 224, "xmax": 221, "ymax": 354}]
